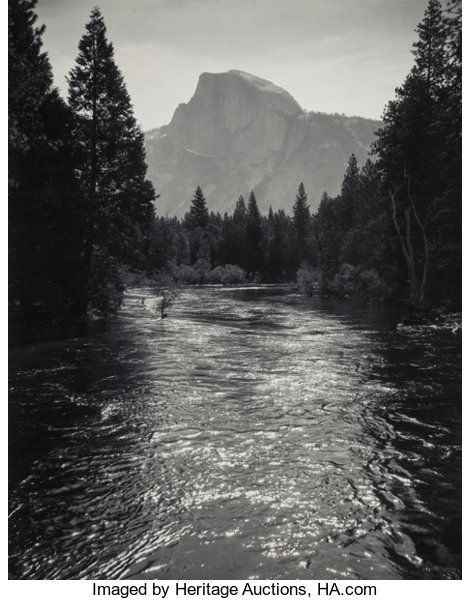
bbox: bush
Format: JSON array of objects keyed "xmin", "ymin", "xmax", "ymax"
[
  {"xmin": 174, "ymin": 262, "xmax": 246, "ymax": 285},
  {"xmin": 296, "ymin": 266, "xmax": 319, "ymax": 297},
  {"xmin": 174, "ymin": 264, "xmax": 201, "ymax": 284},
  {"xmin": 331, "ymin": 263, "xmax": 357, "ymax": 297},
  {"xmin": 207, "ymin": 264, "xmax": 247, "ymax": 284},
  {"xmin": 330, "ymin": 263, "xmax": 387, "ymax": 300},
  {"xmin": 193, "ymin": 258, "xmax": 212, "ymax": 282}
]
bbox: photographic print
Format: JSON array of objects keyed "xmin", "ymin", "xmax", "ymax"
[{"xmin": 8, "ymin": 0, "xmax": 462, "ymax": 581}]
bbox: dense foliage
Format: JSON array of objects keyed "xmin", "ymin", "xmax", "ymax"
[
  {"xmin": 68, "ymin": 7, "xmax": 156, "ymax": 312},
  {"xmin": 371, "ymin": 0, "xmax": 461, "ymax": 307},
  {"xmin": 9, "ymin": 0, "xmax": 87, "ymax": 332},
  {"xmin": 148, "ymin": 187, "xmax": 301, "ymax": 284},
  {"xmin": 9, "ymin": 2, "xmax": 155, "ymax": 336}
]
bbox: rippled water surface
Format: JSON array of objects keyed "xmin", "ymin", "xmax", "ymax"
[{"xmin": 9, "ymin": 286, "xmax": 461, "ymax": 579}]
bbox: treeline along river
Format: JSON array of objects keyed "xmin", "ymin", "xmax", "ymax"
[{"xmin": 9, "ymin": 286, "xmax": 461, "ymax": 579}]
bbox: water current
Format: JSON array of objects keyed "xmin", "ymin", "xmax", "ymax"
[{"xmin": 9, "ymin": 286, "xmax": 461, "ymax": 579}]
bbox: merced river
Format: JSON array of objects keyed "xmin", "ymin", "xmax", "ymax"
[{"xmin": 9, "ymin": 286, "xmax": 461, "ymax": 579}]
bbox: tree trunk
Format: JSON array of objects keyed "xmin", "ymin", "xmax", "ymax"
[{"xmin": 389, "ymin": 175, "xmax": 430, "ymax": 309}]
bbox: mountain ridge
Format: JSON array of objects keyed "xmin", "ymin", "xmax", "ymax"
[{"xmin": 144, "ymin": 70, "xmax": 380, "ymax": 216}]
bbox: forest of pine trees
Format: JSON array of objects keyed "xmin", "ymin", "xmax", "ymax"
[
  {"xmin": 9, "ymin": 0, "xmax": 156, "ymax": 336},
  {"xmin": 9, "ymin": 0, "xmax": 461, "ymax": 340}
]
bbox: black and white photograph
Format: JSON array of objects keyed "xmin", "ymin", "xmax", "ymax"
[{"xmin": 8, "ymin": 0, "xmax": 462, "ymax": 582}]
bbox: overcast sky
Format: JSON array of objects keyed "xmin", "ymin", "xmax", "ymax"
[{"xmin": 36, "ymin": 0, "xmax": 430, "ymax": 130}]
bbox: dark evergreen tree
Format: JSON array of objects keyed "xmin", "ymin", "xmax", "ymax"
[
  {"xmin": 292, "ymin": 182, "xmax": 311, "ymax": 266},
  {"xmin": 9, "ymin": 0, "xmax": 86, "ymax": 334},
  {"xmin": 267, "ymin": 206, "xmax": 274, "ymax": 225},
  {"xmin": 246, "ymin": 191, "xmax": 264, "ymax": 275},
  {"xmin": 175, "ymin": 230, "xmax": 190, "ymax": 266},
  {"xmin": 340, "ymin": 160, "xmax": 395, "ymax": 283},
  {"xmin": 373, "ymin": 0, "xmax": 460, "ymax": 306},
  {"xmin": 436, "ymin": 0, "xmax": 461, "ymax": 304},
  {"xmin": 186, "ymin": 186, "xmax": 209, "ymax": 230},
  {"xmin": 233, "ymin": 195, "xmax": 247, "ymax": 225},
  {"xmin": 315, "ymin": 192, "xmax": 344, "ymax": 285},
  {"xmin": 206, "ymin": 220, "xmax": 223, "ymax": 267},
  {"xmin": 148, "ymin": 217, "xmax": 178, "ymax": 271},
  {"xmin": 231, "ymin": 195, "xmax": 248, "ymax": 268},
  {"xmin": 219, "ymin": 214, "xmax": 234, "ymax": 265},
  {"xmin": 268, "ymin": 211, "xmax": 291, "ymax": 281},
  {"xmin": 340, "ymin": 154, "xmax": 360, "ymax": 229},
  {"xmin": 374, "ymin": 0, "xmax": 448, "ymax": 203},
  {"xmin": 68, "ymin": 7, "xmax": 155, "ymax": 311}
]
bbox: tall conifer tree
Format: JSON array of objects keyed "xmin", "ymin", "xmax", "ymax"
[
  {"xmin": 293, "ymin": 182, "xmax": 311, "ymax": 266},
  {"xmin": 68, "ymin": 7, "xmax": 155, "ymax": 310},
  {"xmin": 268, "ymin": 211, "xmax": 290, "ymax": 281},
  {"xmin": 246, "ymin": 191, "xmax": 263, "ymax": 275},
  {"xmin": 9, "ymin": 0, "xmax": 86, "ymax": 332},
  {"xmin": 187, "ymin": 186, "xmax": 209, "ymax": 229},
  {"xmin": 374, "ymin": 0, "xmax": 447, "ymax": 205},
  {"xmin": 373, "ymin": 0, "xmax": 459, "ymax": 305},
  {"xmin": 340, "ymin": 155, "xmax": 360, "ymax": 229},
  {"xmin": 231, "ymin": 195, "xmax": 247, "ymax": 268},
  {"xmin": 233, "ymin": 196, "xmax": 247, "ymax": 225}
]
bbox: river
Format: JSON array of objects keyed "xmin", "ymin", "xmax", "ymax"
[{"xmin": 8, "ymin": 286, "xmax": 461, "ymax": 580}]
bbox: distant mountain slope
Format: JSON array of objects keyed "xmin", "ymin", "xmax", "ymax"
[{"xmin": 144, "ymin": 70, "xmax": 379, "ymax": 216}]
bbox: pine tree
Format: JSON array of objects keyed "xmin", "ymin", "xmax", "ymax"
[
  {"xmin": 413, "ymin": 0, "xmax": 447, "ymax": 92},
  {"xmin": 231, "ymin": 195, "xmax": 247, "ymax": 268},
  {"xmin": 293, "ymin": 182, "xmax": 311, "ymax": 266},
  {"xmin": 373, "ymin": 0, "xmax": 448, "ymax": 206},
  {"xmin": 268, "ymin": 211, "xmax": 290, "ymax": 281},
  {"xmin": 247, "ymin": 192, "xmax": 261, "ymax": 226},
  {"xmin": 187, "ymin": 186, "xmax": 209, "ymax": 229},
  {"xmin": 436, "ymin": 0, "xmax": 461, "ymax": 303},
  {"xmin": 246, "ymin": 191, "xmax": 264, "ymax": 275},
  {"xmin": 340, "ymin": 160, "xmax": 391, "ymax": 274},
  {"xmin": 445, "ymin": 1, "xmax": 461, "ymax": 90},
  {"xmin": 219, "ymin": 214, "xmax": 233, "ymax": 265},
  {"xmin": 340, "ymin": 154, "xmax": 360, "ymax": 229},
  {"xmin": 68, "ymin": 7, "xmax": 155, "ymax": 311},
  {"xmin": 176, "ymin": 230, "xmax": 190, "ymax": 266},
  {"xmin": 9, "ymin": 0, "xmax": 51, "ymax": 160},
  {"xmin": 268, "ymin": 206, "xmax": 274, "ymax": 224},
  {"xmin": 9, "ymin": 0, "xmax": 86, "ymax": 333},
  {"xmin": 233, "ymin": 195, "xmax": 247, "ymax": 225},
  {"xmin": 356, "ymin": 159, "xmax": 380, "ymax": 218},
  {"xmin": 315, "ymin": 192, "xmax": 344, "ymax": 284},
  {"xmin": 373, "ymin": 0, "xmax": 459, "ymax": 306}
]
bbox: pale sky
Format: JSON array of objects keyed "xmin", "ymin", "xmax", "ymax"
[{"xmin": 36, "ymin": 0, "xmax": 430, "ymax": 130}]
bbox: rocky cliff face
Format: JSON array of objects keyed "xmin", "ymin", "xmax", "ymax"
[{"xmin": 145, "ymin": 70, "xmax": 379, "ymax": 216}]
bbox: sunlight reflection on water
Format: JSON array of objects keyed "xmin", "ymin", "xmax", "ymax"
[{"xmin": 9, "ymin": 286, "xmax": 461, "ymax": 579}]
